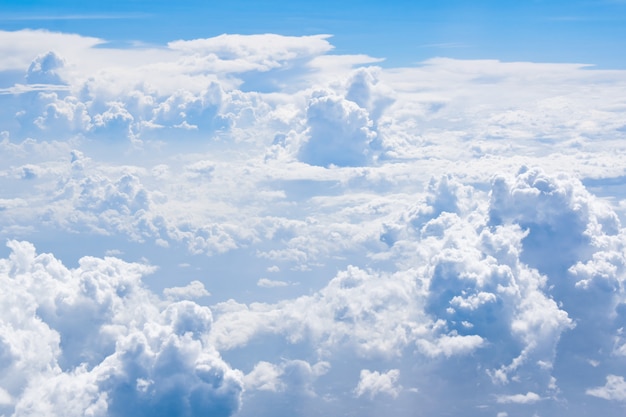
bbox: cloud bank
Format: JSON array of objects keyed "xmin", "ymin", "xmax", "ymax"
[{"xmin": 1, "ymin": 29, "xmax": 626, "ymax": 416}]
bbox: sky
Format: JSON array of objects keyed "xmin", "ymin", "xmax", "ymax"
[
  {"xmin": 1, "ymin": 1, "xmax": 626, "ymax": 417},
  {"xmin": 1, "ymin": 0, "xmax": 626, "ymax": 67}
]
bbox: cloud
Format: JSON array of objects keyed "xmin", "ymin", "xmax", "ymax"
[
  {"xmin": 244, "ymin": 361, "xmax": 284, "ymax": 392},
  {"xmin": 0, "ymin": 29, "xmax": 103, "ymax": 72},
  {"xmin": 298, "ymin": 90, "xmax": 377, "ymax": 167},
  {"xmin": 354, "ymin": 369, "xmax": 401, "ymax": 399},
  {"xmin": 0, "ymin": 387, "xmax": 12, "ymax": 405},
  {"xmin": 257, "ymin": 278, "xmax": 290, "ymax": 288},
  {"xmin": 2, "ymin": 28, "xmax": 626, "ymax": 417},
  {"xmin": 163, "ymin": 281, "xmax": 211, "ymax": 300},
  {"xmin": 167, "ymin": 34, "xmax": 334, "ymax": 74},
  {"xmin": 244, "ymin": 359, "xmax": 329, "ymax": 396},
  {"xmin": 0, "ymin": 240, "xmax": 243, "ymax": 417},
  {"xmin": 587, "ymin": 375, "xmax": 626, "ymax": 401},
  {"xmin": 496, "ymin": 392, "xmax": 541, "ymax": 404},
  {"xmin": 26, "ymin": 51, "xmax": 66, "ymax": 85}
]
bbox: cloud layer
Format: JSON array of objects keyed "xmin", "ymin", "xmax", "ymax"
[{"xmin": 1, "ymin": 29, "xmax": 626, "ymax": 416}]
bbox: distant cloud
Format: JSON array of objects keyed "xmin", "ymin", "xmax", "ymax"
[
  {"xmin": 244, "ymin": 360, "xmax": 329, "ymax": 396},
  {"xmin": 496, "ymin": 392, "xmax": 542, "ymax": 404},
  {"xmin": 354, "ymin": 369, "xmax": 401, "ymax": 399},
  {"xmin": 257, "ymin": 278, "xmax": 289, "ymax": 288},
  {"xmin": 163, "ymin": 280, "xmax": 211, "ymax": 300}
]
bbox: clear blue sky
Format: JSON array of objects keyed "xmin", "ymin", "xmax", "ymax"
[{"xmin": 1, "ymin": 0, "xmax": 625, "ymax": 67}]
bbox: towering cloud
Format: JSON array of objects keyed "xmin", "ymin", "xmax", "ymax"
[{"xmin": 299, "ymin": 90, "xmax": 377, "ymax": 167}]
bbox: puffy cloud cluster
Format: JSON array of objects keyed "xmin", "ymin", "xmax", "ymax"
[
  {"xmin": 0, "ymin": 240, "xmax": 242, "ymax": 417},
  {"xmin": 2, "ymin": 29, "xmax": 626, "ymax": 417},
  {"xmin": 25, "ymin": 51, "xmax": 66, "ymax": 85},
  {"xmin": 205, "ymin": 169, "xmax": 626, "ymax": 415},
  {"xmin": 244, "ymin": 360, "xmax": 329, "ymax": 395},
  {"xmin": 354, "ymin": 369, "xmax": 401, "ymax": 399},
  {"xmin": 299, "ymin": 90, "xmax": 377, "ymax": 167}
]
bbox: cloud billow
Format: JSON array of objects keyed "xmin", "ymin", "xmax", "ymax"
[
  {"xmin": 0, "ymin": 241, "xmax": 243, "ymax": 417},
  {"xmin": 26, "ymin": 51, "xmax": 66, "ymax": 85},
  {"xmin": 299, "ymin": 90, "xmax": 377, "ymax": 167},
  {"xmin": 1, "ymin": 29, "xmax": 626, "ymax": 417}
]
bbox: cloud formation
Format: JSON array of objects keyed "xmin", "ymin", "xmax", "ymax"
[
  {"xmin": 0, "ymin": 241, "xmax": 242, "ymax": 417},
  {"xmin": 587, "ymin": 375, "xmax": 626, "ymax": 401},
  {"xmin": 1, "ymin": 29, "xmax": 626, "ymax": 417},
  {"xmin": 354, "ymin": 369, "xmax": 401, "ymax": 399}
]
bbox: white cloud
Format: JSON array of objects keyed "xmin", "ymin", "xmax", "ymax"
[
  {"xmin": 2, "ymin": 28, "xmax": 626, "ymax": 417},
  {"xmin": 243, "ymin": 359, "xmax": 329, "ymax": 396},
  {"xmin": 496, "ymin": 392, "xmax": 542, "ymax": 404},
  {"xmin": 416, "ymin": 333, "xmax": 485, "ymax": 358},
  {"xmin": 26, "ymin": 51, "xmax": 66, "ymax": 85},
  {"xmin": 450, "ymin": 291, "xmax": 497, "ymax": 310},
  {"xmin": 354, "ymin": 369, "xmax": 401, "ymax": 399},
  {"xmin": 0, "ymin": 240, "xmax": 243, "ymax": 417},
  {"xmin": 167, "ymin": 34, "xmax": 334, "ymax": 73},
  {"xmin": 586, "ymin": 375, "xmax": 626, "ymax": 401},
  {"xmin": 0, "ymin": 387, "xmax": 11, "ymax": 405},
  {"xmin": 0, "ymin": 29, "xmax": 103, "ymax": 72},
  {"xmin": 244, "ymin": 361, "xmax": 284, "ymax": 392},
  {"xmin": 257, "ymin": 278, "xmax": 289, "ymax": 288},
  {"xmin": 163, "ymin": 280, "xmax": 211, "ymax": 300},
  {"xmin": 299, "ymin": 90, "xmax": 377, "ymax": 167}
]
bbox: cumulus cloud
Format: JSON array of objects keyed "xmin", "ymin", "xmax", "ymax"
[
  {"xmin": 168, "ymin": 34, "xmax": 333, "ymax": 73},
  {"xmin": 354, "ymin": 369, "xmax": 401, "ymax": 399},
  {"xmin": 2, "ymin": 28, "xmax": 626, "ymax": 417},
  {"xmin": 26, "ymin": 51, "xmax": 66, "ymax": 85},
  {"xmin": 244, "ymin": 359, "xmax": 329, "ymax": 396},
  {"xmin": 211, "ymin": 264, "xmax": 487, "ymax": 360},
  {"xmin": 299, "ymin": 90, "xmax": 377, "ymax": 167},
  {"xmin": 0, "ymin": 240, "xmax": 242, "ymax": 417},
  {"xmin": 586, "ymin": 375, "xmax": 626, "ymax": 401},
  {"xmin": 244, "ymin": 361, "xmax": 285, "ymax": 392},
  {"xmin": 163, "ymin": 280, "xmax": 211, "ymax": 300}
]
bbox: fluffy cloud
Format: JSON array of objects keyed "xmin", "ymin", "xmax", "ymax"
[
  {"xmin": 2, "ymin": 29, "xmax": 626, "ymax": 417},
  {"xmin": 163, "ymin": 281, "xmax": 211, "ymax": 300},
  {"xmin": 167, "ymin": 34, "xmax": 333, "ymax": 74},
  {"xmin": 0, "ymin": 241, "xmax": 243, "ymax": 417},
  {"xmin": 26, "ymin": 51, "xmax": 66, "ymax": 85},
  {"xmin": 586, "ymin": 375, "xmax": 626, "ymax": 401},
  {"xmin": 299, "ymin": 90, "xmax": 377, "ymax": 167},
  {"xmin": 244, "ymin": 360, "xmax": 329, "ymax": 395},
  {"xmin": 354, "ymin": 369, "xmax": 401, "ymax": 399}
]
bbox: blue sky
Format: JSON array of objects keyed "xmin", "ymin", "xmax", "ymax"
[
  {"xmin": 2, "ymin": 1, "xmax": 626, "ymax": 417},
  {"xmin": 1, "ymin": 0, "xmax": 626, "ymax": 67}
]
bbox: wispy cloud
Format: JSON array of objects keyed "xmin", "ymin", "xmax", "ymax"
[{"xmin": 0, "ymin": 83, "xmax": 70, "ymax": 95}]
